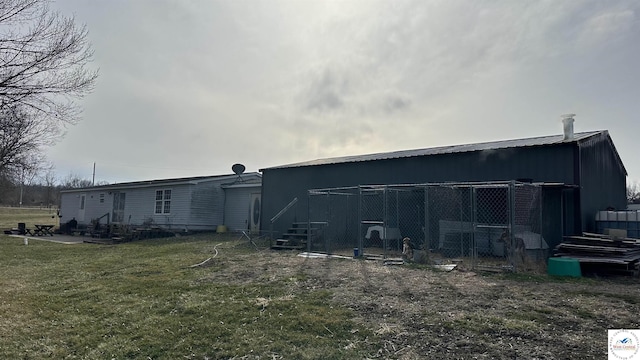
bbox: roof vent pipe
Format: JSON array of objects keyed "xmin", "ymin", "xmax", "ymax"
[{"xmin": 561, "ymin": 114, "xmax": 575, "ymax": 140}]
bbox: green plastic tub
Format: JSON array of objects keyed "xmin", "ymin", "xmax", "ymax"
[{"xmin": 548, "ymin": 257, "xmax": 582, "ymax": 277}]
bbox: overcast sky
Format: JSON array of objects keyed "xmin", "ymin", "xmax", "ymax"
[{"xmin": 47, "ymin": 0, "xmax": 640, "ymax": 184}]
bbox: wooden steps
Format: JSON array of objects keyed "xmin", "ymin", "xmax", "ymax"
[
  {"xmin": 271, "ymin": 222, "xmax": 326, "ymax": 250},
  {"xmin": 272, "ymin": 238, "xmax": 306, "ymax": 250}
]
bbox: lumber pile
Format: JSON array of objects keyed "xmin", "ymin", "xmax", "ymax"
[{"xmin": 554, "ymin": 232, "xmax": 640, "ymax": 276}]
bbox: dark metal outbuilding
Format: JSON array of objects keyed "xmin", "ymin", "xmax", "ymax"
[{"xmin": 260, "ymin": 130, "xmax": 627, "ymax": 250}]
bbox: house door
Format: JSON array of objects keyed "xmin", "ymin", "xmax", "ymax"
[
  {"xmin": 78, "ymin": 194, "xmax": 86, "ymax": 222},
  {"xmin": 250, "ymin": 193, "xmax": 261, "ymax": 234},
  {"xmin": 112, "ymin": 192, "xmax": 126, "ymax": 223}
]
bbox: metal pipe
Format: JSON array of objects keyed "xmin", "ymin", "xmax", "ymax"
[
  {"xmin": 270, "ymin": 197, "xmax": 298, "ymax": 224},
  {"xmin": 424, "ymin": 186, "xmax": 429, "ymax": 252},
  {"xmin": 358, "ymin": 186, "xmax": 363, "ymax": 257}
]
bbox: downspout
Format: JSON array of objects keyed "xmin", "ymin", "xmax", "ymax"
[{"xmin": 221, "ymin": 187, "xmax": 227, "ymax": 227}]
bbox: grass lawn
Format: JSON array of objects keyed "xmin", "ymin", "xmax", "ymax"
[
  {"xmin": 1, "ymin": 204, "xmax": 638, "ymax": 359},
  {"xmin": 0, "ymin": 234, "xmax": 373, "ymax": 359},
  {"xmin": 0, "ymin": 206, "xmax": 59, "ymax": 230}
]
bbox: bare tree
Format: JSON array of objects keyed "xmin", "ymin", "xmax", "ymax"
[
  {"xmin": 39, "ymin": 163, "xmax": 56, "ymax": 205},
  {"xmin": 60, "ymin": 172, "xmax": 92, "ymax": 189},
  {"xmin": 0, "ymin": 106, "xmax": 52, "ymax": 179},
  {"xmin": 0, "ymin": 0, "xmax": 98, "ymax": 177},
  {"xmin": 628, "ymin": 181, "xmax": 640, "ymax": 204}
]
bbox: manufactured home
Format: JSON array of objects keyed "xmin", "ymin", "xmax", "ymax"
[{"xmin": 59, "ymin": 173, "xmax": 261, "ymax": 232}]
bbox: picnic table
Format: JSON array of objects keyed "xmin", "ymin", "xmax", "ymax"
[{"xmin": 33, "ymin": 224, "xmax": 55, "ymax": 236}]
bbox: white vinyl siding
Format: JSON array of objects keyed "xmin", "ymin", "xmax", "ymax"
[
  {"xmin": 190, "ymin": 183, "xmax": 224, "ymax": 228},
  {"xmin": 59, "ymin": 173, "xmax": 261, "ymax": 231},
  {"xmin": 59, "ymin": 191, "xmax": 113, "ymax": 225}
]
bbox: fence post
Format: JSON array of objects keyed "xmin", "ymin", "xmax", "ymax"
[
  {"xmin": 509, "ymin": 181, "xmax": 516, "ymax": 272},
  {"xmin": 424, "ymin": 186, "xmax": 429, "ymax": 253},
  {"xmin": 538, "ymin": 184, "xmax": 544, "ymax": 262},
  {"xmin": 325, "ymin": 191, "xmax": 330, "ymax": 253},
  {"xmin": 307, "ymin": 191, "xmax": 311, "ymax": 253},
  {"xmin": 471, "ymin": 186, "xmax": 477, "ymax": 269},
  {"xmin": 358, "ymin": 186, "xmax": 362, "ymax": 256},
  {"xmin": 383, "ymin": 186, "xmax": 388, "ymax": 259}
]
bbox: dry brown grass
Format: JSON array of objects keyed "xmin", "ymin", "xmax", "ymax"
[{"xmin": 1, "ymin": 230, "xmax": 638, "ymax": 359}]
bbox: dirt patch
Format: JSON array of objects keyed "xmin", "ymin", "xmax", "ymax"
[{"xmin": 206, "ymin": 247, "xmax": 640, "ymax": 359}]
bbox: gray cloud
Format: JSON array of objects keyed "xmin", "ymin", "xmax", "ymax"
[
  {"xmin": 48, "ymin": 0, "xmax": 640, "ymax": 183},
  {"xmin": 303, "ymin": 68, "xmax": 347, "ymax": 112}
]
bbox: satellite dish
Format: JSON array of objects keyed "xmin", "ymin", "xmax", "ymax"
[{"xmin": 232, "ymin": 163, "xmax": 246, "ymax": 175}]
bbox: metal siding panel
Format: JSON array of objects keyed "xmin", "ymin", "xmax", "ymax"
[
  {"xmin": 579, "ymin": 135, "xmax": 627, "ymax": 232},
  {"xmin": 262, "ymin": 145, "xmax": 577, "ymax": 236},
  {"xmin": 261, "ymin": 168, "xmax": 307, "ymax": 236}
]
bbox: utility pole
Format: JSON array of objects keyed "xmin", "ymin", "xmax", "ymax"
[
  {"xmin": 19, "ymin": 167, "xmax": 23, "ymax": 207},
  {"xmin": 92, "ymin": 162, "xmax": 96, "ymax": 186}
]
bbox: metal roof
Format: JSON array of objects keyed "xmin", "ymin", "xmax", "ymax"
[
  {"xmin": 61, "ymin": 172, "xmax": 262, "ymax": 193},
  {"xmin": 262, "ymin": 131, "xmax": 606, "ymax": 170}
]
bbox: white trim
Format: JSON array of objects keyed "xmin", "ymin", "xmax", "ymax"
[{"xmin": 154, "ymin": 189, "xmax": 172, "ymax": 215}]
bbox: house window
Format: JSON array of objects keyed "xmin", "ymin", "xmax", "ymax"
[
  {"xmin": 155, "ymin": 189, "xmax": 171, "ymax": 214},
  {"xmin": 80, "ymin": 195, "xmax": 85, "ymax": 210}
]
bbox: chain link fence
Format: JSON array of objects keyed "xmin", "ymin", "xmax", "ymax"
[
  {"xmin": 308, "ymin": 182, "xmax": 545, "ymax": 271},
  {"xmin": 308, "ymin": 187, "xmax": 359, "ymax": 254}
]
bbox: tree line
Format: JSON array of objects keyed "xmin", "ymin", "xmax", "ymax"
[{"xmin": 0, "ymin": 172, "xmax": 97, "ymax": 207}]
